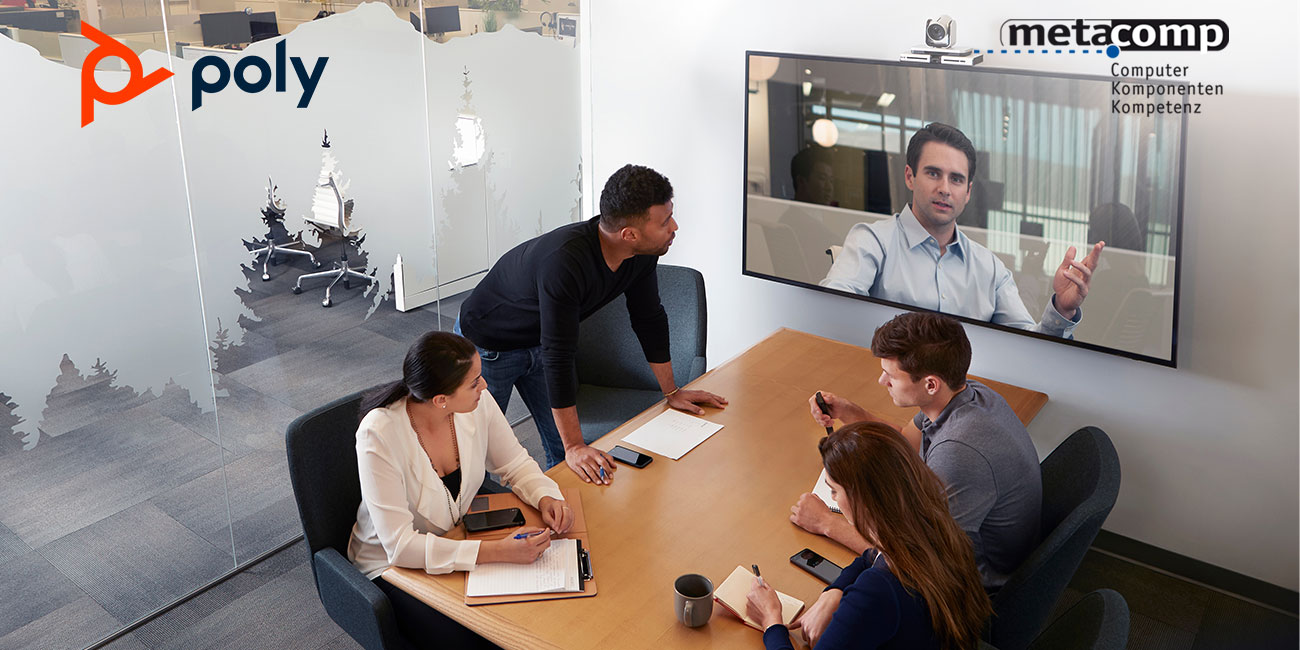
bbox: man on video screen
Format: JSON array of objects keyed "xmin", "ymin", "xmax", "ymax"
[{"xmin": 820, "ymin": 122, "xmax": 1105, "ymax": 338}]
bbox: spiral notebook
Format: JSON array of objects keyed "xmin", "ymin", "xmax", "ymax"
[{"xmin": 812, "ymin": 468, "xmax": 842, "ymax": 514}]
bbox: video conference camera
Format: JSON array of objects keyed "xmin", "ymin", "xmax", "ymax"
[
  {"xmin": 925, "ymin": 15, "xmax": 954, "ymax": 48},
  {"xmin": 900, "ymin": 14, "xmax": 981, "ymax": 66}
]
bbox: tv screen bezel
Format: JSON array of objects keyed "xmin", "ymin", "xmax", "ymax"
[{"xmin": 741, "ymin": 49, "xmax": 1187, "ymax": 368}]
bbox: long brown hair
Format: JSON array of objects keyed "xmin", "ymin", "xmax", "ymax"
[{"xmin": 820, "ymin": 422, "xmax": 991, "ymax": 650}]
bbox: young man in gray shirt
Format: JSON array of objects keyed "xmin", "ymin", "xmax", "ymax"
[{"xmin": 793, "ymin": 312, "xmax": 1042, "ymax": 590}]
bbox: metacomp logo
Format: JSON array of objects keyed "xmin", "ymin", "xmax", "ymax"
[
  {"xmin": 1000, "ymin": 19, "xmax": 1228, "ymax": 56},
  {"xmin": 79, "ymin": 21, "xmax": 328, "ymax": 127}
]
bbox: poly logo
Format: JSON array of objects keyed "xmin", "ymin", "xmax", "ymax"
[
  {"xmin": 80, "ymin": 22, "xmax": 173, "ymax": 127},
  {"xmin": 79, "ymin": 21, "xmax": 328, "ymax": 127}
]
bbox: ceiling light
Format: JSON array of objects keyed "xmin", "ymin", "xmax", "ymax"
[
  {"xmin": 812, "ymin": 118, "xmax": 838, "ymax": 147},
  {"xmin": 876, "ymin": 92, "xmax": 896, "ymax": 107}
]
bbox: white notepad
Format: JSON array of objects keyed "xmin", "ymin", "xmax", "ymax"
[
  {"xmin": 812, "ymin": 469, "xmax": 842, "ymax": 514},
  {"xmin": 713, "ymin": 565, "xmax": 805, "ymax": 630},
  {"xmin": 619, "ymin": 409, "xmax": 724, "ymax": 460},
  {"xmin": 465, "ymin": 538, "xmax": 581, "ymax": 597}
]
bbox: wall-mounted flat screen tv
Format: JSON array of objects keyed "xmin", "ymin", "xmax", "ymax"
[{"xmin": 744, "ymin": 51, "xmax": 1186, "ymax": 366}]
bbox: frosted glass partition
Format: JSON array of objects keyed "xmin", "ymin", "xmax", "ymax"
[
  {"xmin": 164, "ymin": 2, "xmax": 441, "ymax": 563},
  {"xmin": 0, "ymin": 2, "xmax": 581, "ymax": 645},
  {"xmin": 0, "ymin": 31, "xmax": 233, "ymax": 644},
  {"xmin": 424, "ymin": 24, "xmax": 582, "ymax": 304}
]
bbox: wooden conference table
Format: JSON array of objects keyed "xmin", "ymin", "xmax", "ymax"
[{"xmin": 385, "ymin": 328, "xmax": 1048, "ymax": 649}]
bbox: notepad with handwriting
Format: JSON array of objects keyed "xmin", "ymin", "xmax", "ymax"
[
  {"xmin": 713, "ymin": 565, "xmax": 804, "ymax": 630},
  {"xmin": 619, "ymin": 409, "xmax": 724, "ymax": 460},
  {"xmin": 812, "ymin": 468, "xmax": 842, "ymax": 514},
  {"xmin": 465, "ymin": 538, "xmax": 581, "ymax": 597}
]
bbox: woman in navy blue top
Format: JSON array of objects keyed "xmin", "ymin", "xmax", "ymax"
[{"xmin": 748, "ymin": 422, "xmax": 992, "ymax": 650}]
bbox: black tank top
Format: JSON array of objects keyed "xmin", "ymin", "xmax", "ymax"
[{"xmin": 440, "ymin": 468, "xmax": 461, "ymax": 500}]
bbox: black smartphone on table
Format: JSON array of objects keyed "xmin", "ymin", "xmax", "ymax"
[
  {"xmin": 610, "ymin": 445, "xmax": 652, "ymax": 468},
  {"xmin": 790, "ymin": 548, "xmax": 843, "ymax": 584},
  {"xmin": 463, "ymin": 507, "xmax": 525, "ymax": 533}
]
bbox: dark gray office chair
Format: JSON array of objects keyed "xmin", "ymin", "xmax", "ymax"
[
  {"xmin": 285, "ymin": 390, "xmax": 410, "ymax": 650},
  {"xmin": 986, "ymin": 426, "xmax": 1122, "ymax": 650},
  {"xmin": 1026, "ymin": 589, "xmax": 1129, "ymax": 650},
  {"xmin": 573, "ymin": 264, "xmax": 707, "ymax": 442},
  {"xmin": 980, "ymin": 589, "xmax": 1129, "ymax": 650}
]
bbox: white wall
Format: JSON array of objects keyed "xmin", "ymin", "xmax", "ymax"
[{"xmin": 586, "ymin": 0, "xmax": 1299, "ymax": 589}]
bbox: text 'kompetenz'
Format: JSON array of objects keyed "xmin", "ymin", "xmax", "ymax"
[{"xmin": 1000, "ymin": 19, "xmax": 1228, "ymax": 52}]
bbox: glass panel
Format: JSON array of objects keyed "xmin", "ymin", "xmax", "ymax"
[
  {"xmin": 0, "ymin": 0, "xmax": 582, "ymax": 643},
  {"xmin": 164, "ymin": 2, "xmax": 441, "ymax": 563},
  {"xmin": 426, "ymin": 13, "xmax": 582, "ymax": 306},
  {"xmin": 421, "ymin": 0, "xmax": 581, "ymax": 469},
  {"xmin": 0, "ymin": 15, "xmax": 233, "ymax": 648}
]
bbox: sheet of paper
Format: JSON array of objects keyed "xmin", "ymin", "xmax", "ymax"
[
  {"xmin": 619, "ymin": 409, "xmax": 724, "ymax": 460},
  {"xmin": 465, "ymin": 538, "xmax": 580, "ymax": 597},
  {"xmin": 812, "ymin": 468, "xmax": 842, "ymax": 514},
  {"xmin": 713, "ymin": 565, "xmax": 804, "ymax": 629}
]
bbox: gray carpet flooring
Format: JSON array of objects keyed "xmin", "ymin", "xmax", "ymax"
[{"xmin": 0, "ymin": 250, "xmax": 543, "ymax": 650}]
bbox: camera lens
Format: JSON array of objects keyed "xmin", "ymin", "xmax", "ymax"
[{"xmin": 927, "ymin": 23, "xmax": 945, "ymax": 40}]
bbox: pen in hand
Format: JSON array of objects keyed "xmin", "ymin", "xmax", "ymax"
[
  {"xmin": 513, "ymin": 529, "xmax": 551, "ymax": 540},
  {"xmin": 752, "ymin": 563, "xmax": 764, "ymax": 586},
  {"xmin": 815, "ymin": 392, "xmax": 834, "ymax": 434}
]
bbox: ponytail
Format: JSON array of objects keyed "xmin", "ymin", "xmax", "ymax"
[
  {"xmin": 359, "ymin": 379, "xmax": 409, "ymax": 416},
  {"xmin": 357, "ymin": 331, "xmax": 478, "ymax": 417}
]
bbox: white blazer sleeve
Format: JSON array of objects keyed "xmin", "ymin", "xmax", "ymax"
[
  {"xmin": 478, "ymin": 395, "xmax": 564, "ymax": 507},
  {"xmin": 356, "ymin": 415, "xmax": 481, "ymax": 574}
]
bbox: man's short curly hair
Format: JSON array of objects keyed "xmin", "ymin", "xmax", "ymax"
[
  {"xmin": 599, "ymin": 164, "xmax": 674, "ymax": 231},
  {"xmin": 870, "ymin": 312, "xmax": 971, "ymax": 391}
]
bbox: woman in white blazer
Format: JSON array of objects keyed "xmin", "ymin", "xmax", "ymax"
[{"xmin": 348, "ymin": 331, "xmax": 572, "ymax": 647}]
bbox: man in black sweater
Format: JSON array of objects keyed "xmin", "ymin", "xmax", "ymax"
[{"xmin": 457, "ymin": 165, "xmax": 727, "ymax": 484}]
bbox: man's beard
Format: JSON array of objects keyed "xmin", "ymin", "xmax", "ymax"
[{"xmin": 634, "ymin": 242, "xmax": 671, "ymax": 256}]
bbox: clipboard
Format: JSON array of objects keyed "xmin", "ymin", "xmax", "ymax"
[{"xmin": 462, "ymin": 487, "xmax": 597, "ymax": 605}]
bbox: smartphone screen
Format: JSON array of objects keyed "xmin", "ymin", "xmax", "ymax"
[
  {"xmin": 464, "ymin": 508, "xmax": 523, "ymax": 532},
  {"xmin": 791, "ymin": 548, "xmax": 843, "ymax": 584},
  {"xmin": 483, "ymin": 509, "xmax": 521, "ymax": 527},
  {"xmin": 610, "ymin": 445, "xmax": 651, "ymax": 467}
]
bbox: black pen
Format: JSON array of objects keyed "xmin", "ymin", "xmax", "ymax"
[
  {"xmin": 815, "ymin": 392, "xmax": 834, "ymax": 434},
  {"xmin": 752, "ymin": 564, "xmax": 764, "ymax": 586}
]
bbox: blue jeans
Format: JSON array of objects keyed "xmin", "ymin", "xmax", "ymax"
[{"xmin": 455, "ymin": 319, "xmax": 565, "ymax": 468}]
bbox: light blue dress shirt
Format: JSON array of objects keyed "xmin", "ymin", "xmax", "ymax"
[{"xmin": 820, "ymin": 205, "xmax": 1080, "ymax": 338}]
